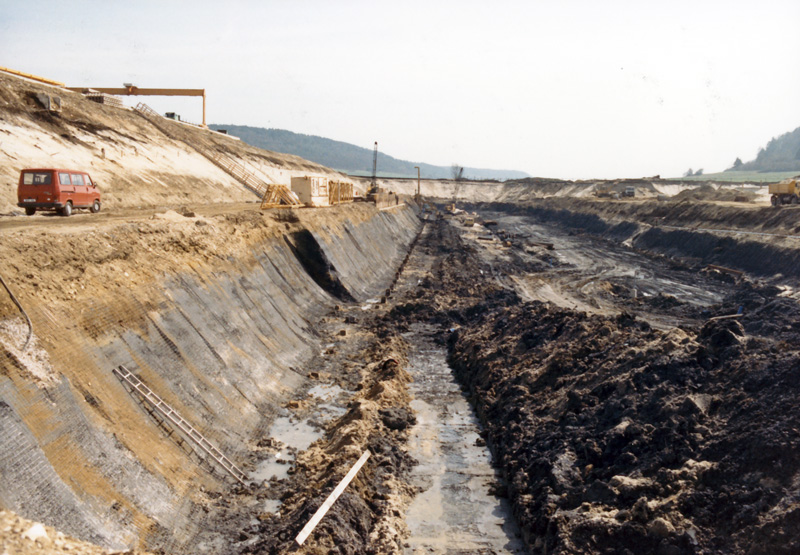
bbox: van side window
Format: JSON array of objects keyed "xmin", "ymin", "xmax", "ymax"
[
  {"xmin": 71, "ymin": 174, "xmax": 85, "ymax": 186},
  {"xmin": 59, "ymin": 173, "xmax": 71, "ymax": 185},
  {"xmin": 84, "ymin": 175, "xmax": 93, "ymax": 186}
]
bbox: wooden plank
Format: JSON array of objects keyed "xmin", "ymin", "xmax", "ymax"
[{"xmin": 295, "ymin": 450, "xmax": 371, "ymax": 546}]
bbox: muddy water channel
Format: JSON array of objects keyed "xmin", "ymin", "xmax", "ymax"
[{"xmin": 403, "ymin": 323, "xmax": 525, "ymax": 554}]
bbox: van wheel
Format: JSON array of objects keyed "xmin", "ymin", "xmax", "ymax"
[
  {"xmin": 792, "ymin": 195, "xmax": 798, "ymax": 205},
  {"xmin": 90, "ymin": 200, "xmax": 101, "ymax": 213},
  {"xmin": 61, "ymin": 202, "xmax": 72, "ymax": 217},
  {"xmin": 25, "ymin": 207, "xmax": 36, "ymax": 216}
]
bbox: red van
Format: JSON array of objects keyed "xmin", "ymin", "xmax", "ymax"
[{"xmin": 17, "ymin": 168, "xmax": 101, "ymax": 217}]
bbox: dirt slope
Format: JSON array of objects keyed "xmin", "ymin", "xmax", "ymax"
[{"xmin": 0, "ymin": 71, "xmax": 350, "ymax": 214}]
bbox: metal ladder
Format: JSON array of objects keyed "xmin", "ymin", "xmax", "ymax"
[{"xmin": 112, "ymin": 365, "xmax": 247, "ymax": 485}]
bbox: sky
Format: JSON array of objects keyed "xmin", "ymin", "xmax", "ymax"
[{"xmin": 2, "ymin": 0, "xmax": 799, "ymax": 179}]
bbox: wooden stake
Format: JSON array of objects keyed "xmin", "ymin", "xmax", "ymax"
[{"xmin": 295, "ymin": 450, "xmax": 371, "ymax": 546}]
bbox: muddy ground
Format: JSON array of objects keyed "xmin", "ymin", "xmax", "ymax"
[
  {"xmin": 379, "ymin": 206, "xmax": 800, "ymax": 554},
  {"xmin": 5, "ymin": 66, "xmax": 798, "ymax": 555},
  {"xmin": 2, "ymin": 197, "xmax": 799, "ymax": 554},
  {"xmin": 193, "ymin": 199, "xmax": 800, "ymax": 554}
]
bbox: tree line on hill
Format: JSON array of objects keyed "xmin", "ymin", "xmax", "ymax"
[
  {"xmin": 726, "ymin": 125, "xmax": 800, "ymax": 173},
  {"xmin": 208, "ymin": 125, "xmax": 529, "ymax": 181}
]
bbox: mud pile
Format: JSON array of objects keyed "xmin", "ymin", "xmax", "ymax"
[
  {"xmin": 386, "ymin": 218, "xmax": 799, "ymax": 554},
  {"xmin": 449, "ymin": 299, "xmax": 799, "ymax": 551},
  {"xmin": 248, "ymin": 338, "xmax": 417, "ymax": 555}
]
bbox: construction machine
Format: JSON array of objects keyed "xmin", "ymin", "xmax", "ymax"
[{"xmin": 769, "ymin": 178, "xmax": 800, "ymax": 206}]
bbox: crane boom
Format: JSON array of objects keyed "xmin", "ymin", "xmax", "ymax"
[{"xmin": 66, "ymin": 86, "xmax": 207, "ymax": 126}]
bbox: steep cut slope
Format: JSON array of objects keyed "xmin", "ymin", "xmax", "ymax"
[
  {"xmin": 0, "ymin": 71, "xmax": 351, "ymax": 214},
  {"xmin": 0, "ymin": 203, "xmax": 420, "ymax": 551},
  {"xmin": 0, "ymin": 69, "xmax": 424, "ymax": 552}
]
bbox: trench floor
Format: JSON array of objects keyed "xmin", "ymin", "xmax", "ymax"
[
  {"xmin": 388, "ymin": 222, "xmax": 524, "ymax": 553},
  {"xmin": 402, "ymin": 324, "xmax": 524, "ymax": 554}
]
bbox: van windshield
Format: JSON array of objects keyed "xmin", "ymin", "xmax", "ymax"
[{"xmin": 23, "ymin": 172, "xmax": 52, "ymax": 185}]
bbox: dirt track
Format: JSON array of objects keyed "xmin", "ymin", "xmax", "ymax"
[{"xmin": 0, "ymin": 202, "xmax": 261, "ymax": 231}]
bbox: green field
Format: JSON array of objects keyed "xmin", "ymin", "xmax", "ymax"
[{"xmin": 670, "ymin": 170, "xmax": 800, "ymax": 183}]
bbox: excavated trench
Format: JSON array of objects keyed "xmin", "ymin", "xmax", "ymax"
[
  {"xmin": 2, "ymin": 199, "xmax": 800, "ymax": 554},
  {"xmin": 0, "ymin": 204, "xmax": 422, "ymax": 553}
]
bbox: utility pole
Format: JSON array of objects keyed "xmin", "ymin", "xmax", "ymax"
[
  {"xmin": 371, "ymin": 141, "xmax": 378, "ymax": 190},
  {"xmin": 414, "ymin": 166, "xmax": 421, "ymax": 201}
]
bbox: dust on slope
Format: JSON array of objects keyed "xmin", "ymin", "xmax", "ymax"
[{"xmin": 0, "ymin": 203, "xmax": 382, "ymax": 306}]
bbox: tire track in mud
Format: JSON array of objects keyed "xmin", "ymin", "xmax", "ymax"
[
  {"xmin": 401, "ymin": 324, "xmax": 524, "ymax": 554},
  {"xmin": 384, "ymin": 221, "xmax": 526, "ymax": 554}
]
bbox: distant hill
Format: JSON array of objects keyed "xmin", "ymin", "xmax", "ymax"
[
  {"xmin": 729, "ymin": 126, "xmax": 800, "ymax": 172},
  {"xmin": 209, "ymin": 125, "xmax": 529, "ymax": 181}
]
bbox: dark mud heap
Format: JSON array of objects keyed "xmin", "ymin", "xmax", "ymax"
[{"xmin": 388, "ymin": 218, "xmax": 800, "ymax": 555}]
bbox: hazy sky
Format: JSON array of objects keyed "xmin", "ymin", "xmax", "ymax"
[{"xmin": 2, "ymin": 0, "xmax": 799, "ymax": 179}]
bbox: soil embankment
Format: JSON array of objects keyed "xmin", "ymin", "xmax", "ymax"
[
  {"xmin": 476, "ymin": 199, "xmax": 800, "ymax": 280},
  {"xmin": 0, "ymin": 203, "xmax": 420, "ymax": 552}
]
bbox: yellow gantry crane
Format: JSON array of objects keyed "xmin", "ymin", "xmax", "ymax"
[
  {"xmin": 0, "ymin": 70, "xmax": 207, "ymax": 126},
  {"xmin": 66, "ymin": 84, "xmax": 207, "ymax": 126}
]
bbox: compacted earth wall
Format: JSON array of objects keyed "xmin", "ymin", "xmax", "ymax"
[{"xmin": 0, "ymin": 203, "xmax": 420, "ymax": 551}]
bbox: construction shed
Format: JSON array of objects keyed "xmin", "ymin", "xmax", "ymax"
[{"xmin": 291, "ymin": 175, "xmax": 330, "ymax": 207}]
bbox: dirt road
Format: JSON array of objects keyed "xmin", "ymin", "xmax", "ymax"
[{"xmin": 0, "ymin": 202, "xmax": 261, "ymax": 231}]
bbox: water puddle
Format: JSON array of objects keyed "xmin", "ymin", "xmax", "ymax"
[
  {"xmin": 262, "ymin": 499, "xmax": 282, "ymax": 515},
  {"xmin": 249, "ymin": 416, "xmax": 323, "ymax": 484},
  {"xmin": 269, "ymin": 416, "xmax": 321, "ymax": 452},
  {"xmin": 403, "ymin": 325, "xmax": 525, "ymax": 554},
  {"xmin": 250, "ymin": 455, "xmax": 292, "ymax": 483},
  {"xmin": 308, "ymin": 383, "xmax": 348, "ymax": 420},
  {"xmin": 362, "ymin": 298, "xmax": 381, "ymax": 310}
]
